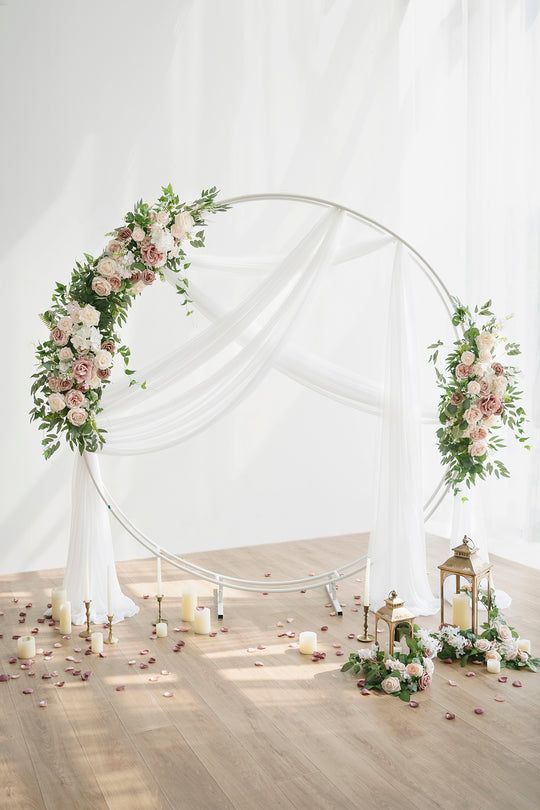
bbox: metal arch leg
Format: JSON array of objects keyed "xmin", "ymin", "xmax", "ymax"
[
  {"xmin": 214, "ymin": 580, "xmax": 224, "ymax": 621},
  {"xmin": 325, "ymin": 578, "xmax": 342, "ymax": 616}
]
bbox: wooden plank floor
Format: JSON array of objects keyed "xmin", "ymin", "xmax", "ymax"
[{"xmin": 1, "ymin": 533, "xmax": 539, "ymax": 810}]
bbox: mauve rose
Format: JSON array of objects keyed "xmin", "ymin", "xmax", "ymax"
[
  {"xmin": 418, "ymin": 673, "xmax": 431, "ymax": 691},
  {"xmin": 106, "ymin": 239, "xmax": 123, "ymax": 258},
  {"xmin": 492, "ymin": 362, "xmax": 504, "ymax": 376},
  {"xmin": 469, "ymin": 440, "xmax": 487, "ymax": 457},
  {"xmin": 117, "ymin": 227, "xmax": 132, "ymax": 241},
  {"xmin": 72, "ymin": 358, "xmax": 94, "ymax": 385},
  {"xmin": 65, "ymin": 389, "xmax": 85, "ymax": 409},
  {"xmin": 140, "ymin": 238, "xmax": 164, "ymax": 267},
  {"xmin": 67, "ymin": 407, "xmax": 87, "ymax": 427},
  {"xmin": 455, "ymin": 363, "xmax": 472, "ymax": 380},
  {"xmin": 58, "ymin": 378, "xmax": 72, "ymax": 392},
  {"xmin": 91, "ymin": 276, "xmax": 112, "ymax": 297},
  {"xmin": 464, "ymin": 407, "xmax": 482, "ymax": 424},
  {"xmin": 142, "ymin": 269, "xmax": 155, "ymax": 285},
  {"xmin": 132, "ymin": 225, "xmax": 145, "ymax": 242},
  {"xmin": 50, "ymin": 327, "xmax": 69, "ymax": 346},
  {"xmin": 451, "ymin": 392, "xmax": 465, "ymax": 406},
  {"xmin": 479, "ymin": 394, "xmax": 502, "ymax": 416},
  {"xmin": 109, "ymin": 275, "xmax": 122, "ymax": 292},
  {"xmin": 58, "ymin": 347, "xmax": 73, "ymax": 362},
  {"xmin": 130, "ymin": 271, "xmax": 142, "ymax": 283},
  {"xmin": 470, "ymin": 426, "xmax": 487, "ymax": 441},
  {"xmin": 101, "ymin": 340, "xmax": 116, "ymax": 354},
  {"xmin": 48, "ymin": 376, "xmax": 63, "ymax": 392},
  {"xmin": 97, "ymin": 367, "xmax": 111, "ymax": 380}
]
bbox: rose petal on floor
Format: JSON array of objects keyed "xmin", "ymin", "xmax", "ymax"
[
  {"xmin": 512, "ymin": 680, "xmax": 523, "ymax": 688},
  {"xmin": 445, "ymin": 712, "xmax": 456, "ymax": 720},
  {"xmin": 409, "ymin": 700, "xmax": 419, "ymax": 708},
  {"xmin": 448, "ymin": 680, "xmax": 457, "ymax": 687},
  {"xmin": 494, "ymin": 695, "xmax": 506, "ymax": 702},
  {"xmin": 38, "ymin": 700, "xmax": 47, "ymax": 708},
  {"xmin": 115, "ymin": 685, "xmax": 125, "ymax": 691},
  {"xmin": 162, "ymin": 691, "xmax": 174, "ymax": 698},
  {"xmin": 498, "ymin": 676, "xmax": 508, "ymax": 683},
  {"xmin": 254, "ymin": 661, "xmax": 264, "ymax": 667}
]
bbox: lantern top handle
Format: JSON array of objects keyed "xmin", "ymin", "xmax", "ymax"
[{"xmin": 452, "ymin": 535, "xmax": 478, "ymax": 557}]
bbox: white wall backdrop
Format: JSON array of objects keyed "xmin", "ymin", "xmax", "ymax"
[{"xmin": 1, "ymin": 0, "xmax": 539, "ymax": 576}]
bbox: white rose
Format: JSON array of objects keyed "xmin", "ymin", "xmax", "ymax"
[
  {"xmin": 151, "ymin": 226, "xmax": 175, "ymax": 254},
  {"xmin": 461, "ymin": 350, "xmax": 475, "ymax": 366},
  {"xmin": 57, "ymin": 316, "xmax": 73, "ymax": 334},
  {"xmin": 171, "ymin": 211, "xmax": 195, "ymax": 240},
  {"xmin": 467, "ymin": 380, "xmax": 481, "ymax": 395},
  {"xmin": 155, "ymin": 209, "xmax": 170, "ymax": 225},
  {"xmin": 96, "ymin": 256, "xmax": 118, "ymax": 278},
  {"xmin": 423, "ymin": 657, "xmax": 434, "ymax": 677},
  {"xmin": 132, "ymin": 225, "xmax": 145, "ymax": 242},
  {"xmin": 131, "ymin": 280, "xmax": 146, "ymax": 295},
  {"xmin": 479, "ymin": 350, "xmax": 492, "ymax": 363},
  {"xmin": 476, "ymin": 332, "xmax": 495, "ymax": 352},
  {"xmin": 48, "ymin": 393, "xmax": 66, "ymax": 412},
  {"xmin": 483, "ymin": 413, "xmax": 499, "ymax": 428},
  {"xmin": 94, "ymin": 349, "xmax": 113, "ymax": 370},
  {"xmin": 79, "ymin": 304, "xmax": 100, "ymax": 327},
  {"xmin": 381, "ymin": 676, "xmax": 401, "ymax": 694},
  {"xmin": 88, "ymin": 372, "xmax": 102, "ymax": 390},
  {"xmin": 492, "ymin": 376, "xmax": 508, "ymax": 396},
  {"xmin": 67, "ymin": 301, "xmax": 82, "ymax": 322}
]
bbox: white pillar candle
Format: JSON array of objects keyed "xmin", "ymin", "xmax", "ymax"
[
  {"xmin": 363, "ymin": 559, "xmax": 371, "ymax": 607},
  {"xmin": 486, "ymin": 658, "xmax": 501, "ymax": 674},
  {"xmin": 59, "ymin": 601, "xmax": 72, "ymax": 635},
  {"xmin": 107, "ymin": 565, "xmax": 113, "ymax": 618},
  {"xmin": 298, "ymin": 631, "xmax": 317, "ymax": 655},
  {"xmin": 517, "ymin": 638, "xmax": 531, "ymax": 653},
  {"xmin": 181, "ymin": 585, "xmax": 197, "ymax": 622},
  {"xmin": 91, "ymin": 632, "xmax": 104, "ymax": 654},
  {"xmin": 51, "ymin": 587, "xmax": 67, "ymax": 621},
  {"xmin": 452, "ymin": 592, "xmax": 470, "ymax": 630},
  {"xmin": 156, "ymin": 555, "xmax": 163, "ymax": 597},
  {"xmin": 156, "ymin": 622, "xmax": 168, "ymax": 638},
  {"xmin": 193, "ymin": 606, "xmax": 211, "ymax": 635},
  {"xmin": 17, "ymin": 635, "xmax": 36, "ymax": 659}
]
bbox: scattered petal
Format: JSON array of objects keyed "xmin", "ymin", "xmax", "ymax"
[
  {"xmin": 72, "ymin": 670, "xmax": 81, "ymax": 677},
  {"xmin": 115, "ymin": 685, "xmax": 125, "ymax": 691},
  {"xmin": 8, "ymin": 657, "xmax": 17, "ymax": 664},
  {"xmin": 139, "ymin": 649, "xmax": 150, "ymax": 655},
  {"xmin": 22, "ymin": 688, "xmax": 34, "ymax": 694},
  {"xmin": 0, "ymin": 674, "xmax": 9, "ymax": 682},
  {"xmin": 220, "ymin": 627, "xmax": 229, "ymax": 633},
  {"xmin": 53, "ymin": 643, "xmax": 62, "ymax": 648},
  {"xmin": 162, "ymin": 691, "xmax": 174, "ymax": 698},
  {"xmin": 409, "ymin": 700, "xmax": 419, "ymax": 708},
  {"xmin": 276, "ymin": 622, "xmax": 284, "ymax": 628},
  {"xmin": 246, "ymin": 647, "xmax": 257, "ymax": 653},
  {"xmin": 445, "ymin": 712, "xmax": 456, "ymax": 720},
  {"xmin": 335, "ymin": 650, "xmax": 344, "ymax": 656},
  {"xmin": 254, "ymin": 661, "xmax": 264, "ymax": 667},
  {"xmin": 300, "ymin": 589, "xmax": 306, "ymax": 594},
  {"xmin": 73, "ymin": 647, "xmax": 82, "ymax": 653},
  {"xmin": 10, "ymin": 674, "xmax": 20, "ymax": 679},
  {"xmin": 209, "ymin": 632, "xmax": 217, "ymax": 637},
  {"xmin": 442, "ymin": 658, "xmax": 454, "ymax": 664},
  {"xmin": 139, "ymin": 663, "xmax": 149, "ymax": 669},
  {"xmin": 264, "ymin": 573, "xmax": 271, "ymax": 577},
  {"xmin": 128, "ymin": 660, "xmax": 136, "ymax": 666},
  {"xmin": 512, "ymin": 680, "xmax": 523, "ymax": 688},
  {"xmin": 320, "ymin": 625, "xmax": 328, "ymax": 632},
  {"xmin": 160, "ymin": 670, "xmax": 169, "ymax": 676},
  {"xmin": 465, "ymin": 672, "xmax": 476, "ymax": 678},
  {"xmin": 261, "ymin": 592, "xmax": 269, "ymax": 596},
  {"xmin": 498, "ymin": 676, "xmax": 508, "ymax": 683},
  {"xmin": 149, "ymin": 676, "xmax": 159, "ymax": 682},
  {"xmin": 41, "ymin": 674, "xmax": 52, "ymax": 680},
  {"xmin": 256, "ymin": 644, "xmax": 266, "ymax": 650},
  {"xmin": 143, "ymin": 594, "xmax": 150, "ymax": 600},
  {"xmin": 329, "ymin": 611, "xmax": 336, "ymax": 617},
  {"xmin": 494, "ymin": 695, "xmax": 506, "ymax": 702},
  {"xmin": 332, "ymin": 643, "xmax": 342, "ymax": 648},
  {"xmin": 286, "ymin": 618, "xmax": 294, "ymax": 623},
  {"xmin": 148, "ymin": 657, "xmax": 156, "ymax": 664},
  {"xmin": 347, "ymin": 633, "xmax": 355, "ymax": 640},
  {"xmin": 474, "ymin": 707, "xmax": 485, "ymax": 715},
  {"xmin": 98, "ymin": 652, "xmax": 106, "ymax": 658},
  {"xmin": 277, "ymin": 633, "xmax": 287, "ymax": 638},
  {"xmin": 38, "ymin": 700, "xmax": 47, "ymax": 708},
  {"xmin": 448, "ymin": 680, "xmax": 457, "ymax": 687},
  {"xmin": 356, "ymin": 678, "xmax": 366, "ymax": 688},
  {"xmin": 361, "ymin": 688, "xmax": 371, "ymax": 695},
  {"xmin": 81, "ymin": 671, "xmax": 92, "ymax": 681}
]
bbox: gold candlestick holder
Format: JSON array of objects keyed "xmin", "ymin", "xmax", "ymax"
[
  {"xmin": 153, "ymin": 594, "xmax": 167, "ymax": 626},
  {"xmin": 357, "ymin": 604, "xmax": 374, "ymax": 643},
  {"xmin": 104, "ymin": 614, "xmax": 118, "ymax": 645},
  {"xmin": 79, "ymin": 600, "xmax": 92, "ymax": 638}
]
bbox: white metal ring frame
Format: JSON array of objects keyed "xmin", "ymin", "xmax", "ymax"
[{"xmin": 89, "ymin": 193, "xmax": 458, "ymax": 617}]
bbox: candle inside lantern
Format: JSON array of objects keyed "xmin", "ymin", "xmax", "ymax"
[
  {"xmin": 107, "ymin": 566, "xmax": 113, "ymax": 618},
  {"xmin": 298, "ymin": 631, "xmax": 317, "ymax": 655},
  {"xmin": 51, "ymin": 587, "xmax": 67, "ymax": 621},
  {"xmin": 452, "ymin": 592, "xmax": 470, "ymax": 630},
  {"xmin": 156, "ymin": 555, "xmax": 163, "ymax": 597},
  {"xmin": 363, "ymin": 558, "xmax": 371, "ymax": 607},
  {"xmin": 17, "ymin": 634, "xmax": 36, "ymax": 659},
  {"xmin": 59, "ymin": 601, "xmax": 72, "ymax": 634},
  {"xmin": 486, "ymin": 658, "xmax": 501, "ymax": 674},
  {"xmin": 156, "ymin": 622, "xmax": 168, "ymax": 638},
  {"xmin": 181, "ymin": 584, "xmax": 197, "ymax": 622},
  {"xmin": 193, "ymin": 606, "xmax": 211, "ymax": 635},
  {"xmin": 517, "ymin": 638, "xmax": 531, "ymax": 653},
  {"xmin": 91, "ymin": 632, "xmax": 103, "ymax": 654}
]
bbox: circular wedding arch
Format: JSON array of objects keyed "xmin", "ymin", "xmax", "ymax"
[{"xmin": 87, "ymin": 192, "xmax": 457, "ymax": 616}]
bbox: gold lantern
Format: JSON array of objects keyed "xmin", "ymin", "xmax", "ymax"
[
  {"xmin": 374, "ymin": 591, "xmax": 416, "ymax": 655},
  {"xmin": 438, "ymin": 535, "xmax": 492, "ymax": 634}
]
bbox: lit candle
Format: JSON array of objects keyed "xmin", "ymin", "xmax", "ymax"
[
  {"xmin": 17, "ymin": 634, "xmax": 36, "ymax": 659},
  {"xmin": 156, "ymin": 622, "xmax": 168, "ymax": 638},
  {"xmin": 181, "ymin": 584, "xmax": 197, "ymax": 622},
  {"xmin": 91, "ymin": 632, "xmax": 103, "ymax": 654},
  {"xmin": 51, "ymin": 587, "xmax": 67, "ymax": 621},
  {"xmin": 486, "ymin": 658, "xmax": 501, "ymax": 674},
  {"xmin": 193, "ymin": 606, "xmax": 211, "ymax": 635},
  {"xmin": 59, "ymin": 601, "xmax": 72, "ymax": 634},
  {"xmin": 298, "ymin": 631, "xmax": 317, "ymax": 655},
  {"xmin": 156, "ymin": 555, "xmax": 163, "ymax": 597},
  {"xmin": 84, "ymin": 553, "xmax": 91, "ymax": 604},
  {"xmin": 107, "ymin": 566, "xmax": 113, "ymax": 618},
  {"xmin": 452, "ymin": 592, "xmax": 470, "ymax": 630},
  {"xmin": 517, "ymin": 639, "xmax": 531, "ymax": 653},
  {"xmin": 363, "ymin": 559, "xmax": 371, "ymax": 607}
]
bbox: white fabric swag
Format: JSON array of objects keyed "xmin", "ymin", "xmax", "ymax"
[{"xmin": 66, "ymin": 208, "xmax": 440, "ymax": 623}]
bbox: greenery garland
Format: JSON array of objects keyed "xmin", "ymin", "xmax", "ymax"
[{"xmin": 31, "ymin": 185, "xmax": 228, "ymax": 458}]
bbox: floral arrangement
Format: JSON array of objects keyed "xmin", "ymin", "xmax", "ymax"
[
  {"xmin": 31, "ymin": 185, "xmax": 228, "ymax": 457},
  {"xmin": 433, "ymin": 590, "xmax": 539, "ymax": 672},
  {"xmin": 428, "ymin": 299, "xmax": 529, "ymax": 495},
  {"xmin": 341, "ymin": 627, "xmax": 439, "ymax": 702}
]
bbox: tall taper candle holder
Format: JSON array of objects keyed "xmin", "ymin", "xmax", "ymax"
[
  {"xmin": 153, "ymin": 594, "xmax": 167, "ymax": 627},
  {"xmin": 357, "ymin": 605, "xmax": 374, "ymax": 643},
  {"xmin": 104, "ymin": 614, "xmax": 118, "ymax": 645},
  {"xmin": 79, "ymin": 600, "xmax": 92, "ymax": 638}
]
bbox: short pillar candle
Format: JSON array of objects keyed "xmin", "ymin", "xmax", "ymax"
[
  {"xmin": 298, "ymin": 631, "xmax": 317, "ymax": 655},
  {"xmin": 181, "ymin": 585, "xmax": 197, "ymax": 622},
  {"xmin": 17, "ymin": 635, "xmax": 36, "ymax": 659},
  {"xmin": 486, "ymin": 658, "xmax": 501, "ymax": 674},
  {"xmin": 193, "ymin": 606, "xmax": 211, "ymax": 635},
  {"xmin": 51, "ymin": 587, "xmax": 67, "ymax": 621},
  {"xmin": 91, "ymin": 632, "xmax": 103, "ymax": 654},
  {"xmin": 156, "ymin": 622, "xmax": 168, "ymax": 638},
  {"xmin": 59, "ymin": 601, "xmax": 72, "ymax": 635}
]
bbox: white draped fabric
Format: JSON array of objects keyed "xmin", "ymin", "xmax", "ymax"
[
  {"xmin": 66, "ymin": 207, "xmax": 444, "ymax": 622},
  {"xmin": 367, "ymin": 245, "xmax": 439, "ymax": 615}
]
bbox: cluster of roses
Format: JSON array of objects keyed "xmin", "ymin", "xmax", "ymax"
[
  {"xmin": 44, "ymin": 209, "xmax": 196, "ymax": 427},
  {"xmin": 451, "ymin": 329, "xmax": 507, "ymax": 459},
  {"xmin": 341, "ymin": 628, "xmax": 440, "ymax": 702}
]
